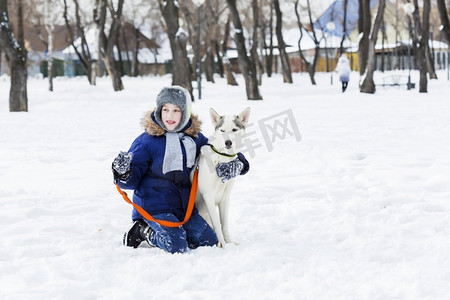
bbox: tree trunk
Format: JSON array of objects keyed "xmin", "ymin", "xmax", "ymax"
[
  {"xmin": 213, "ymin": 40, "xmax": 224, "ymax": 78},
  {"xmin": 90, "ymin": 61, "xmax": 97, "ymax": 85},
  {"xmin": 437, "ymin": 0, "xmax": 450, "ymax": 44},
  {"xmin": 418, "ymin": 0, "xmax": 430, "ymax": 93},
  {"xmin": 226, "ymin": 0, "xmax": 262, "ymax": 100},
  {"xmin": 340, "ymin": 0, "xmax": 348, "ymax": 55},
  {"xmin": 9, "ymin": 58, "xmax": 28, "ymax": 111},
  {"xmin": 132, "ymin": 27, "xmax": 140, "ymax": 77},
  {"xmin": 98, "ymin": 0, "xmax": 124, "ymax": 91},
  {"xmin": 360, "ymin": 44, "xmax": 377, "ymax": 93},
  {"xmin": 358, "ymin": 0, "xmax": 371, "ymax": 75},
  {"xmin": 294, "ymin": 0, "xmax": 319, "ymax": 85},
  {"xmin": 273, "ymin": 0, "xmax": 292, "ymax": 83},
  {"xmin": 47, "ymin": 39, "xmax": 54, "ymax": 91},
  {"xmin": 411, "ymin": 0, "xmax": 421, "ymax": 72},
  {"xmin": 222, "ymin": 15, "xmax": 238, "ymax": 86},
  {"xmin": 381, "ymin": 19, "xmax": 385, "ymax": 72},
  {"xmin": 266, "ymin": 2, "xmax": 274, "ymax": 77},
  {"xmin": 223, "ymin": 56, "xmax": 238, "ymax": 86},
  {"xmin": 309, "ymin": 47, "xmax": 320, "ymax": 85},
  {"xmin": 117, "ymin": 41, "xmax": 125, "ymax": 76},
  {"xmin": 44, "ymin": 0, "xmax": 54, "ymax": 91},
  {"xmin": 250, "ymin": 0, "xmax": 262, "ymax": 85},
  {"xmin": 0, "ymin": 0, "xmax": 28, "ymax": 111},
  {"xmin": 202, "ymin": 2, "xmax": 216, "ymax": 83},
  {"xmin": 426, "ymin": 44, "xmax": 437, "ymax": 79},
  {"xmin": 204, "ymin": 44, "xmax": 215, "ymax": 83},
  {"xmin": 160, "ymin": 0, "xmax": 193, "ymax": 98},
  {"xmin": 258, "ymin": 10, "xmax": 266, "ymax": 77},
  {"xmin": 361, "ymin": 0, "xmax": 386, "ymax": 94},
  {"xmin": 121, "ymin": 27, "xmax": 131, "ymax": 76},
  {"xmin": 151, "ymin": 50, "xmax": 159, "ymax": 76},
  {"xmin": 204, "ymin": 1, "xmax": 223, "ymax": 79}
]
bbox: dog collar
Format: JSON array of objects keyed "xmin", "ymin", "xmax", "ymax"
[{"xmin": 206, "ymin": 144, "xmax": 237, "ymax": 158}]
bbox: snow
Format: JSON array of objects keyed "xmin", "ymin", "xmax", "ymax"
[
  {"xmin": 175, "ymin": 27, "xmax": 187, "ymax": 40},
  {"xmin": 1, "ymin": 71, "xmax": 450, "ymax": 299}
]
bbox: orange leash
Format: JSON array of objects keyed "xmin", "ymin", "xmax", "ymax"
[{"xmin": 115, "ymin": 168, "xmax": 199, "ymax": 228}]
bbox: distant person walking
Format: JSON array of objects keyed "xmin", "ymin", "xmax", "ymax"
[{"xmin": 336, "ymin": 54, "xmax": 351, "ymax": 92}]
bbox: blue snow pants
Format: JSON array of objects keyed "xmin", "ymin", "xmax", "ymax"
[{"xmin": 143, "ymin": 211, "xmax": 218, "ymax": 254}]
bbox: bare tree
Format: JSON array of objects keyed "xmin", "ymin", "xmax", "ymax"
[
  {"xmin": 119, "ymin": 24, "xmax": 130, "ymax": 75},
  {"xmin": 417, "ymin": 0, "xmax": 431, "ymax": 92},
  {"xmin": 408, "ymin": 0, "xmax": 432, "ymax": 88},
  {"xmin": 358, "ymin": 0, "xmax": 371, "ymax": 75},
  {"xmin": 202, "ymin": 0, "xmax": 224, "ymax": 83},
  {"xmin": 63, "ymin": 0, "xmax": 96, "ymax": 85},
  {"xmin": 264, "ymin": 1, "xmax": 274, "ymax": 77},
  {"xmin": 410, "ymin": 0, "xmax": 436, "ymax": 82},
  {"xmin": 213, "ymin": 40, "xmax": 224, "ymax": 78},
  {"xmin": 339, "ymin": 0, "xmax": 348, "ymax": 55},
  {"xmin": 29, "ymin": 1, "xmax": 51, "ymax": 87},
  {"xmin": 226, "ymin": 0, "xmax": 262, "ymax": 100},
  {"xmin": 208, "ymin": 1, "xmax": 226, "ymax": 79},
  {"xmin": 132, "ymin": 26, "xmax": 140, "ymax": 76},
  {"xmin": 250, "ymin": 0, "xmax": 263, "ymax": 85},
  {"xmin": 222, "ymin": 14, "xmax": 238, "ymax": 86},
  {"xmin": 96, "ymin": 0, "xmax": 125, "ymax": 91},
  {"xmin": 159, "ymin": 0, "xmax": 193, "ymax": 97},
  {"xmin": 208, "ymin": 0, "xmax": 229, "ymax": 77},
  {"xmin": 273, "ymin": 0, "xmax": 292, "ymax": 83},
  {"xmin": 178, "ymin": 3, "xmax": 198, "ymax": 85},
  {"xmin": 0, "ymin": 0, "xmax": 28, "ymax": 111},
  {"xmin": 437, "ymin": 0, "xmax": 450, "ymax": 44},
  {"xmin": 360, "ymin": 0, "xmax": 386, "ymax": 93},
  {"xmin": 257, "ymin": 3, "xmax": 266, "ymax": 77},
  {"xmin": 123, "ymin": 0, "xmax": 156, "ymax": 77},
  {"xmin": 423, "ymin": 0, "xmax": 436, "ymax": 80},
  {"xmin": 44, "ymin": 0, "xmax": 55, "ymax": 91},
  {"xmin": 188, "ymin": 0, "xmax": 217, "ymax": 84},
  {"xmin": 294, "ymin": 0, "xmax": 320, "ymax": 85}
]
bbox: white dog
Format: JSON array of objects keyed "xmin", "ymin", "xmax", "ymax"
[{"xmin": 194, "ymin": 107, "xmax": 250, "ymax": 248}]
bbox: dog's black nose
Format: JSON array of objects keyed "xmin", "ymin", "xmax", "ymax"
[{"xmin": 225, "ymin": 140, "xmax": 232, "ymax": 149}]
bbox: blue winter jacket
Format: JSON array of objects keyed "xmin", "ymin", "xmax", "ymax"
[{"xmin": 118, "ymin": 111, "xmax": 208, "ymax": 221}]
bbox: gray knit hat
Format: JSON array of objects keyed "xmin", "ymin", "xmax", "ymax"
[{"xmin": 154, "ymin": 86, "xmax": 192, "ymax": 132}]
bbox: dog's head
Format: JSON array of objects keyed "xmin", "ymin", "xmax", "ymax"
[{"xmin": 209, "ymin": 107, "xmax": 251, "ymax": 154}]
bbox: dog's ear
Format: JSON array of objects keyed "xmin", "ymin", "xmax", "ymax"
[
  {"xmin": 209, "ymin": 108, "xmax": 221, "ymax": 128},
  {"xmin": 237, "ymin": 107, "xmax": 251, "ymax": 127}
]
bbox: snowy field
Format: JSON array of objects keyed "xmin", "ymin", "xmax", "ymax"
[{"xmin": 1, "ymin": 70, "xmax": 450, "ymax": 299}]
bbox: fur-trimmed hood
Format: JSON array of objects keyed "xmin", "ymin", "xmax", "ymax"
[
  {"xmin": 141, "ymin": 110, "xmax": 202, "ymax": 138},
  {"xmin": 120, "ymin": 110, "xmax": 209, "ymax": 222}
]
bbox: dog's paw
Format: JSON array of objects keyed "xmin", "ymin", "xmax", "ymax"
[
  {"xmin": 225, "ymin": 240, "xmax": 239, "ymax": 246},
  {"xmin": 216, "ymin": 240, "xmax": 227, "ymax": 248}
]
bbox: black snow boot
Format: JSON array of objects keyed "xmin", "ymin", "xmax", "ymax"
[
  {"xmin": 123, "ymin": 219, "xmax": 154, "ymax": 248},
  {"xmin": 342, "ymin": 82, "xmax": 348, "ymax": 92}
]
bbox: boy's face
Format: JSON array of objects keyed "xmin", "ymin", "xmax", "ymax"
[{"xmin": 161, "ymin": 103, "xmax": 182, "ymax": 131}]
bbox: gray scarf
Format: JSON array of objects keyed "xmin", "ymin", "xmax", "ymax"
[{"xmin": 162, "ymin": 132, "xmax": 196, "ymax": 174}]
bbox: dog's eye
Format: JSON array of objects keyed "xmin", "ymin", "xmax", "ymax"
[
  {"xmin": 220, "ymin": 129, "xmax": 225, "ymax": 132},
  {"xmin": 232, "ymin": 128, "xmax": 238, "ymax": 132}
]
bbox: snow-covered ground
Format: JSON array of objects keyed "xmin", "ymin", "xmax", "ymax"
[{"xmin": 1, "ymin": 70, "xmax": 450, "ymax": 299}]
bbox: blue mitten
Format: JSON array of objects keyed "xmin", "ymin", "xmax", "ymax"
[
  {"xmin": 112, "ymin": 151, "xmax": 133, "ymax": 182},
  {"xmin": 216, "ymin": 157, "xmax": 244, "ymax": 183}
]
